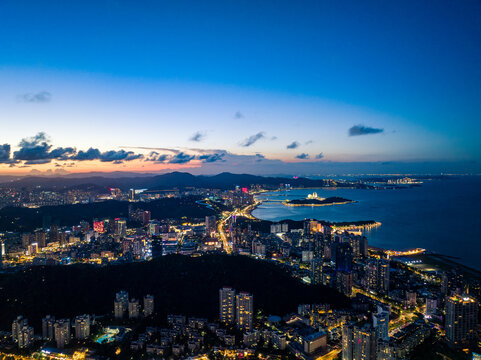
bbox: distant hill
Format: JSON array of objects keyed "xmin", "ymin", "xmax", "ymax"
[
  {"xmin": 0, "ymin": 254, "xmax": 351, "ymax": 330},
  {"xmin": 0, "ymin": 171, "xmax": 339, "ymax": 191}
]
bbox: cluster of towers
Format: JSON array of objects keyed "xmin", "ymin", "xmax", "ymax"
[
  {"xmin": 114, "ymin": 291, "xmax": 154, "ymax": 319},
  {"xmin": 219, "ymin": 287, "xmax": 254, "ymax": 331}
]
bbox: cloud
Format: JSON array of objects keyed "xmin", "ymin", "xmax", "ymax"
[
  {"xmin": 145, "ymin": 151, "xmax": 169, "ymax": 163},
  {"xmin": 234, "ymin": 111, "xmax": 244, "ymax": 119},
  {"xmin": 72, "ymin": 148, "xmax": 142, "ymax": 162},
  {"xmin": 348, "ymin": 124, "xmax": 384, "ymax": 136},
  {"xmin": 20, "ymin": 91, "xmax": 52, "ymax": 103},
  {"xmin": 12, "ymin": 132, "xmax": 74, "ymax": 163},
  {"xmin": 168, "ymin": 152, "xmax": 196, "ymax": 164},
  {"xmin": 255, "ymin": 153, "xmax": 265, "ymax": 162},
  {"xmin": 315, "ymin": 152, "xmax": 324, "ymax": 159},
  {"xmin": 70, "ymin": 148, "xmax": 101, "ymax": 161},
  {"xmin": 143, "ymin": 149, "xmax": 226, "ymax": 164},
  {"xmin": 122, "ymin": 146, "xmax": 181, "ymax": 154},
  {"xmin": 98, "ymin": 150, "xmax": 143, "ymax": 162},
  {"xmin": 189, "ymin": 131, "xmax": 205, "ymax": 142},
  {"xmin": 24, "ymin": 159, "xmax": 52, "ymax": 165},
  {"xmin": 48, "ymin": 147, "xmax": 76, "ymax": 159},
  {"xmin": 296, "ymin": 153, "xmax": 310, "ymax": 159},
  {"xmin": 305, "ymin": 140, "xmax": 313, "ymax": 145},
  {"xmin": 240, "ymin": 132, "xmax": 265, "ymax": 147},
  {"xmin": 0, "ymin": 144, "xmax": 11, "ymax": 163},
  {"xmin": 287, "ymin": 141, "xmax": 300, "ymax": 149},
  {"xmin": 197, "ymin": 152, "xmax": 226, "ymax": 163}
]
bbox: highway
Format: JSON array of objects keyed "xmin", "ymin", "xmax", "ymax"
[{"xmin": 217, "ymin": 202, "xmax": 260, "ymax": 254}]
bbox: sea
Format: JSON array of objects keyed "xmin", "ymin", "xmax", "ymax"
[{"xmin": 251, "ymin": 176, "xmax": 481, "ymax": 271}]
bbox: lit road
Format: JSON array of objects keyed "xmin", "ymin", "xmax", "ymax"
[
  {"xmin": 352, "ymin": 287, "xmax": 419, "ymax": 335},
  {"xmin": 316, "ymin": 349, "xmax": 341, "ymax": 360},
  {"xmin": 218, "ymin": 210, "xmax": 235, "ymax": 254},
  {"xmin": 217, "ymin": 202, "xmax": 260, "ymax": 254}
]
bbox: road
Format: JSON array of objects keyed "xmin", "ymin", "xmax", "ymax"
[{"xmin": 217, "ymin": 202, "xmax": 260, "ymax": 254}]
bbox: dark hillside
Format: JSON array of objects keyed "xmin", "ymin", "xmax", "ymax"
[{"xmin": 0, "ymin": 254, "xmax": 350, "ymax": 330}]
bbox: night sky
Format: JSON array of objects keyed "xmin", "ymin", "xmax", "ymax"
[{"xmin": 0, "ymin": 0, "xmax": 480, "ymax": 175}]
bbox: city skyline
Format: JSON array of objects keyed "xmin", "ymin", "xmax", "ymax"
[{"xmin": 1, "ymin": 0, "xmax": 480, "ymax": 175}]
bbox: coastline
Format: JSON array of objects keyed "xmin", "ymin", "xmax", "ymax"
[{"xmin": 246, "ymin": 195, "xmax": 480, "ymax": 278}]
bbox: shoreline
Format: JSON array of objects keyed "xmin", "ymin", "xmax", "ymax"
[{"xmin": 245, "ymin": 197, "xmax": 480, "ymax": 277}]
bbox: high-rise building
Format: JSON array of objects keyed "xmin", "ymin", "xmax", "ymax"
[
  {"xmin": 18, "ymin": 325, "xmax": 34, "ymax": 348},
  {"xmin": 236, "ymin": 292, "xmax": 254, "ymax": 331},
  {"xmin": 310, "ymin": 258, "xmax": 323, "ymax": 285},
  {"xmin": 270, "ymin": 223, "xmax": 288, "ymax": 234},
  {"xmin": 143, "ymin": 295, "xmax": 154, "ymax": 317},
  {"xmin": 54, "ymin": 319, "xmax": 71, "ymax": 348},
  {"xmin": 425, "ymin": 297, "xmax": 438, "ymax": 316},
  {"xmin": 378, "ymin": 260, "xmax": 390, "ymax": 294},
  {"xmin": 372, "ymin": 305, "xmax": 389, "ymax": 341},
  {"xmin": 142, "ymin": 211, "xmax": 151, "ymax": 226},
  {"xmin": 35, "ymin": 231, "xmax": 47, "ymax": 248},
  {"xmin": 21, "ymin": 233, "xmax": 32, "ymax": 248},
  {"xmin": 114, "ymin": 218, "xmax": 127, "ymax": 236},
  {"xmin": 114, "ymin": 290, "xmax": 129, "ymax": 319},
  {"xmin": 74, "ymin": 314, "xmax": 90, "ymax": 340},
  {"xmin": 42, "ymin": 315, "xmax": 55, "ymax": 340},
  {"xmin": 336, "ymin": 271, "xmax": 353, "ymax": 296},
  {"xmin": 342, "ymin": 322, "xmax": 377, "ymax": 360},
  {"xmin": 149, "ymin": 220, "xmax": 160, "ymax": 236},
  {"xmin": 129, "ymin": 298, "xmax": 141, "ymax": 319},
  {"xmin": 445, "ymin": 294, "xmax": 478, "ymax": 348},
  {"xmin": 49, "ymin": 224, "xmax": 59, "ymax": 243},
  {"xmin": 12, "ymin": 316, "xmax": 26, "ymax": 343},
  {"xmin": 205, "ymin": 215, "xmax": 217, "ymax": 235},
  {"xmin": 366, "ymin": 259, "xmax": 390, "ymax": 295},
  {"xmin": 334, "ymin": 242, "xmax": 353, "ymax": 272},
  {"xmin": 129, "ymin": 189, "xmax": 135, "ymax": 201},
  {"xmin": 219, "ymin": 287, "xmax": 236, "ymax": 325}
]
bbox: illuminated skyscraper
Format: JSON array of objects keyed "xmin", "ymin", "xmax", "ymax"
[
  {"xmin": 219, "ymin": 287, "xmax": 236, "ymax": 325},
  {"xmin": 114, "ymin": 290, "xmax": 129, "ymax": 319},
  {"xmin": 142, "ymin": 211, "xmax": 151, "ymax": 225},
  {"xmin": 114, "ymin": 218, "xmax": 127, "ymax": 236},
  {"xmin": 372, "ymin": 306, "xmax": 389, "ymax": 341},
  {"xmin": 18, "ymin": 325, "xmax": 34, "ymax": 348},
  {"xmin": 310, "ymin": 257, "xmax": 323, "ymax": 285},
  {"xmin": 205, "ymin": 215, "xmax": 217, "ymax": 235},
  {"xmin": 74, "ymin": 314, "xmax": 90, "ymax": 340},
  {"xmin": 366, "ymin": 259, "xmax": 390, "ymax": 295},
  {"xmin": 143, "ymin": 295, "xmax": 154, "ymax": 317},
  {"xmin": 445, "ymin": 294, "xmax": 478, "ymax": 348},
  {"xmin": 129, "ymin": 298, "xmax": 141, "ymax": 319},
  {"xmin": 334, "ymin": 242, "xmax": 353, "ymax": 272},
  {"xmin": 236, "ymin": 292, "xmax": 254, "ymax": 331},
  {"xmin": 54, "ymin": 319, "xmax": 71, "ymax": 348},
  {"xmin": 12, "ymin": 316, "xmax": 26, "ymax": 343},
  {"xmin": 336, "ymin": 271, "xmax": 353, "ymax": 297},
  {"xmin": 42, "ymin": 315, "xmax": 55, "ymax": 340},
  {"xmin": 342, "ymin": 322, "xmax": 377, "ymax": 360}
]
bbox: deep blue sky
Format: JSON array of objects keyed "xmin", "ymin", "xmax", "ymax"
[{"xmin": 0, "ymin": 0, "xmax": 480, "ymax": 174}]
